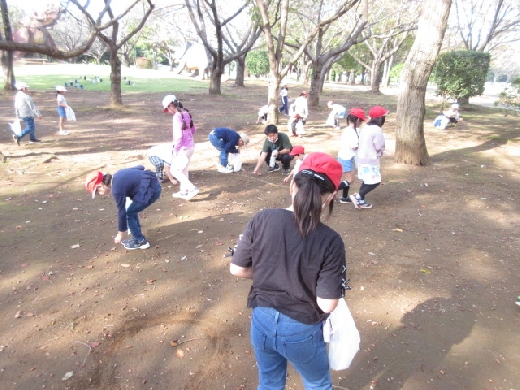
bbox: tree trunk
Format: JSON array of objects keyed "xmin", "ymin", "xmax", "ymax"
[
  {"xmin": 234, "ymin": 54, "xmax": 246, "ymax": 87},
  {"xmin": 308, "ymin": 60, "xmax": 325, "ymax": 107},
  {"xmin": 458, "ymin": 95, "xmax": 469, "ymax": 105},
  {"xmin": 0, "ymin": 0, "xmax": 15, "ymax": 90},
  {"xmin": 382, "ymin": 55, "xmax": 394, "ymax": 87},
  {"xmin": 209, "ymin": 54, "xmax": 222, "ymax": 95},
  {"xmin": 122, "ymin": 51, "xmax": 131, "ymax": 67},
  {"xmin": 395, "ymin": 0, "xmax": 452, "ymax": 165},
  {"xmin": 109, "ymin": 48, "xmax": 123, "ymax": 106},
  {"xmin": 370, "ymin": 61, "xmax": 382, "ymax": 93},
  {"xmin": 349, "ymin": 69, "xmax": 355, "ymax": 85}
]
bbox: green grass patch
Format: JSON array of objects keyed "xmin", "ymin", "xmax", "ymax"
[{"xmin": 13, "ymin": 64, "xmax": 206, "ymax": 93}]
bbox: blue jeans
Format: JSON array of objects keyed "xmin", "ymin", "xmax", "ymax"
[
  {"xmin": 20, "ymin": 117, "xmax": 36, "ymax": 140},
  {"xmin": 208, "ymin": 132, "xmax": 228, "ymax": 166},
  {"xmin": 251, "ymin": 307, "xmax": 331, "ymax": 390},
  {"xmin": 126, "ymin": 180, "xmax": 161, "ymax": 241},
  {"xmin": 279, "ymin": 96, "xmax": 289, "ymax": 115}
]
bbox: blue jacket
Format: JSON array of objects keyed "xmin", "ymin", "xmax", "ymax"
[
  {"xmin": 111, "ymin": 165, "xmax": 157, "ymax": 232},
  {"xmin": 213, "ymin": 127, "xmax": 240, "ymax": 154}
]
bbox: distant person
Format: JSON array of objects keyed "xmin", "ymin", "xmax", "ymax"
[
  {"xmin": 283, "ymin": 145, "xmax": 306, "ymax": 183},
  {"xmin": 278, "ymin": 85, "xmax": 289, "ymax": 115},
  {"xmin": 433, "ymin": 103, "xmax": 463, "ymax": 129},
  {"xmin": 84, "ymin": 166, "xmax": 161, "ymax": 250},
  {"xmin": 326, "ymin": 100, "xmax": 347, "ymax": 130},
  {"xmin": 147, "ymin": 143, "xmax": 178, "ymax": 185},
  {"xmin": 350, "ymin": 106, "xmax": 387, "ymax": 209},
  {"xmin": 230, "ymin": 151, "xmax": 347, "ymax": 390},
  {"xmin": 13, "ymin": 81, "xmax": 43, "ymax": 145},
  {"xmin": 256, "ymin": 104, "xmax": 269, "ymax": 124},
  {"xmin": 338, "ymin": 108, "xmax": 365, "ymax": 204},
  {"xmin": 290, "ymin": 91, "xmax": 308, "ymax": 136},
  {"xmin": 253, "ymin": 124, "xmax": 293, "ymax": 175},
  {"xmin": 208, "ymin": 127, "xmax": 249, "ymax": 173},
  {"xmin": 55, "ymin": 86, "xmax": 70, "ymax": 135},
  {"xmin": 162, "ymin": 95, "xmax": 199, "ymax": 201}
]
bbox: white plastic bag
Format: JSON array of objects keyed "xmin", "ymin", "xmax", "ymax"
[
  {"xmin": 325, "ymin": 298, "xmax": 360, "ymax": 370},
  {"xmin": 66, "ymin": 106, "xmax": 76, "ymax": 121},
  {"xmin": 9, "ymin": 119, "xmax": 22, "ymax": 136},
  {"xmin": 228, "ymin": 152, "xmax": 242, "ymax": 172}
]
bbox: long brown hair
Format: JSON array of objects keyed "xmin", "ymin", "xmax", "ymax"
[{"xmin": 292, "ymin": 169, "xmax": 335, "ymax": 236}]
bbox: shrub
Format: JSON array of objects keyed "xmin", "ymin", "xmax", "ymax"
[{"xmin": 432, "ymin": 51, "xmax": 490, "ymax": 103}]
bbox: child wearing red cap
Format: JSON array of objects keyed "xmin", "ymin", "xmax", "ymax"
[
  {"xmin": 283, "ymin": 145, "xmax": 306, "ymax": 183},
  {"xmin": 337, "ymin": 108, "xmax": 365, "ymax": 203},
  {"xmin": 350, "ymin": 106, "xmax": 387, "ymax": 209},
  {"xmin": 231, "ymin": 152, "xmax": 347, "ymax": 390},
  {"xmin": 85, "ymin": 166, "xmax": 162, "ymax": 250}
]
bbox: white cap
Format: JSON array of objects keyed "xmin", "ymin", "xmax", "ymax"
[
  {"xmin": 56, "ymin": 86, "xmax": 67, "ymax": 92},
  {"xmin": 162, "ymin": 94, "xmax": 177, "ymax": 111},
  {"xmin": 16, "ymin": 82, "xmax": 28, "ymax": 90},
  {"xmin": 239, "ymin": 133, "xmax": 249, "ymax": 147},
  {"xmin": 451, "ymin": 103, "xmax": 459, "ymax": 109}
]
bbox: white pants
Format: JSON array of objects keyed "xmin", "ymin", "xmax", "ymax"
[{"xmin": 171, "ymin": 147, "xmax": 196, "ymax": 193}]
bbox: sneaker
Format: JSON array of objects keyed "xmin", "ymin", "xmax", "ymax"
[
  {"xmin": 29, "ymin": 138, "xmax": 41, "ymax": 143},
  {"xmin": 123, "ymin": 238, "xmax": 150, "ymax": 250},
  {"xmin": 358, "ymin": 202, "xmax": 372, "ymax": 209},
  {"xmin": 173, "ymin": 191, "xmax": 188, "ymax": 199},
  {"xmin": 217, "ymin": 164, "xmax": 233, "ymax": 173},
  {"xmin": 183, "ymin": 187, "xmax": 199, "ymax": 201},
  {"xmin": 349, "ymin": 194, "xmax": 359, "ymax": 208},
  {"xmin": 59, "ymin": 130, "xmax": 70, "ymax": 135},
  {"xmin": 268, "ymin": 164, "xmax": 280, "ymax": 173},
  {"xmin": 121, "ymin": 237, "xmax": 134, "ymax": 245},
  {"xmin": 516, "ymin": 296, "xmax": 520, "ymax": 307},
  {"xmin": 282, "ymin": 169, "xmax": 291, "ymax": 175},
  {"xmin": 13, "ymin": 134, "xmax": 20, "ymax": 146},
  {"xmin": 338, "ymin": 197, "xmax": 351, "ymax": 204}
]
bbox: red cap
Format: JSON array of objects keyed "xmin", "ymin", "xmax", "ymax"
[
  {"xmin": 299, "ymin": 152, "xmax": 342, "ymax": 190},
  {"xmin": 369, "ymin": 106, "xmax": 389, "ymax": 119},
  {"xmin": 350, "ymin": 107, "xmax": 366, "ymax": 121},
  {"xmin": 85, "ymin": 171, "xmax": 104, "ymax": 199},
  {"xmin": 301, "ymin": 91, "xmax": 308, "ymax": 96},
  {"xmin": 290, "ymin": 145, "xmax": 305, "ymax": 156}
]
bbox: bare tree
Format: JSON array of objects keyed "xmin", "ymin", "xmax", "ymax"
[
  {"xmin": 70, "ymin": 0, "xmax": 155, "ymax": 106},
  {"xmin": 395, "ymin": 0, "xmax": 452, "ymax": 165},
  {"xmin": 184, "ymin": 0, "xmax": 261, "ymax": 95},
  {"xmin": 255, "ymin": 0, "xmax": 361, "ymax": 124},
  {"xmin": 453, "ymin": 0, "xmax": 520, "ymax": 52},
  {"xmin": 349, "ymin": 0, "xmax": 419, "ymax": 93}
]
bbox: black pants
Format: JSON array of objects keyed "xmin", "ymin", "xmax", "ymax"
[
  {"xmin": 264, "ymin": 148, "xmax": 292, "ymax": 169},
  {"xmin": 359, "ymin": 182, "xmax": 380, "ymax": 200}
]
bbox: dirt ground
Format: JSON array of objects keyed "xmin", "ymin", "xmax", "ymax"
[{"xmin": 0, "ymin": 80, "xmax": 519, "ymax": 390}]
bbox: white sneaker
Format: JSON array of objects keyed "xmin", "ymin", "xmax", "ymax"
[
  {"xmin": 217, "ymin": 164, "xmax": 233, "ymax": 173},
  {"xmin": 59, "ymin": 130, "xmax": 70, "ymax": 135},
  {"xmin": 183, "ymin": 187, "xmax": 199, "ymax": 200},
  {"xmin": 172, "ymin": 191, "xmax": 187, "ymax": 199}
]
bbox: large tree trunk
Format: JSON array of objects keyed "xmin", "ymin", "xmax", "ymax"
[
  {"xmin": 308, "ymin": 60, "xmax": 325, "ymax": 107},
  {"xmin": 1, "ymin": 0, "xmax": 15, "ymax": 91},
  {"xmin": 109, "ymin": 48, "xmax": 123, "ymax": 106},
  {"xmin": 234, "ymin": 54, "xmax": 246, "ymax": 87},
  {"xmin": 395, "ymin": 0, "xmax": 452, "ymax": 165}
]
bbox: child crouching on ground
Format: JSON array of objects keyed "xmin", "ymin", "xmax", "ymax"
[{"xmin": 283, "ymin": 145, "xmax": 306, "ymax": 183}]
